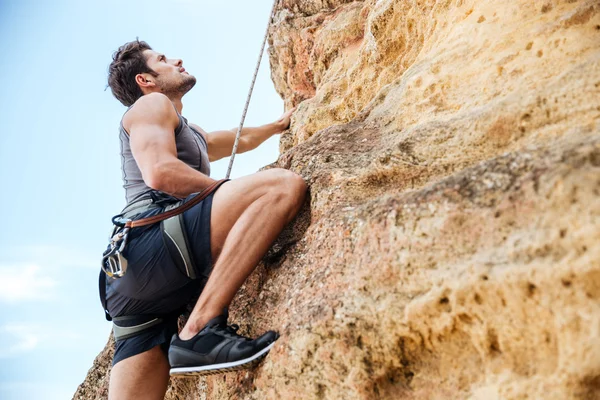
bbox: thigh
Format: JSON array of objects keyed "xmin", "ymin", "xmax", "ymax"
[
  {"xmin": 209, "ymin": 168, "xmax": 300, "ymax": 260},
  {"xmin": 109, "ymin": 345, "xmax": 170, "ymax": 400}
]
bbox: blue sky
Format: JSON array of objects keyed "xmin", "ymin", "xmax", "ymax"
[{"xmin": 0, "ymin": 1, "xmax": 284, "ymax": 398}]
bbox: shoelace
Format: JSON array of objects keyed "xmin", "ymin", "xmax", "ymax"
[{"xmin": 217, "ymin": 323, "xmax": 252, "ymax": 341}]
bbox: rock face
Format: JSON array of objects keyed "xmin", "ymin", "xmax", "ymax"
[{"xmin": 75, "ymin": 0, "xmax": 600, "ymax": 399}]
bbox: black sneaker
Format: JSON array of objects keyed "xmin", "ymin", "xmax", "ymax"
[{"xmin": 168, "ymin": 311, "xmax": 279, "ymax": 377}]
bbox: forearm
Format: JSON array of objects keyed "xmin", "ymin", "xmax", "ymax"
[
  {"xmin": 147, "ymin": 159, "xmax": 217, "ymax": 199},
  {"xmin": 233, "ymin": 122, "xmax": 284, "ymax": 152}
]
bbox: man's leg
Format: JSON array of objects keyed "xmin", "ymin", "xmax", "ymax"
[
  {"xmin": 108, "ymin": 346, "xmax": 170, "ymax": 400},
  {"xmin": 179, "ymin": 168, "xmax": 307, "ymax": 339}
]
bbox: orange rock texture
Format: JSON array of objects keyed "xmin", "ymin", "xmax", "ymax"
[{"xmin": 75, "ymin": 0, "xmax": 600, "ymax": 399}]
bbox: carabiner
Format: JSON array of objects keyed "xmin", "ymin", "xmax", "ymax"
[
  {"xmin": 102, "ymin": 225, "xmax": 131, "ymax": 279},
  {"xmin": 111, "ymin": 215, "xmax": 132, "ymax": 228}
]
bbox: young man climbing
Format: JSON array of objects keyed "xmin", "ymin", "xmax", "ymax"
[{"xmin": 102, "ymin": 39, "xmax": 307, "ymax": 399}]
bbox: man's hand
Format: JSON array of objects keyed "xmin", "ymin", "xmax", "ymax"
[
  {"xmin": 199, "ymin": 106, "xmax": 298, "ymax": 162},
  {"xmin": 275, "ymin": 106, "xmax": 296, "ymax": 131}
]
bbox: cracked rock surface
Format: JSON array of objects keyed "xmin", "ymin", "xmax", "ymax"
[{"xmin": 74, "ymin": 0, "xmax": 600, "ymax": 399}]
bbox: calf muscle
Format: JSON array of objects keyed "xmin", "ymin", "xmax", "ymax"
[{"xmin": 108, "ymin": 346, "xmax": 170, "ymax": 400}]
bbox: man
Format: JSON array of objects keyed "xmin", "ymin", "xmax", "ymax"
[{"xmin": 103, "ymin": 39, "xmax": 307, "ymax": 399}]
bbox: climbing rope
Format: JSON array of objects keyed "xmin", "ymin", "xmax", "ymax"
[{"xmin": 225, "ymin": 0, "xmax": 280, "ymax": 179}]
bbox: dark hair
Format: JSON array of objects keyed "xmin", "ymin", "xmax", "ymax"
[{"xmin": 107, "ymin": 38, "xmax": 158, "ymax": 106}]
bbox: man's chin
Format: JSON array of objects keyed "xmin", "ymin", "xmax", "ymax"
[{"xmin": 181, "ymin": 75, "xmax": 197, "ymax": 94}]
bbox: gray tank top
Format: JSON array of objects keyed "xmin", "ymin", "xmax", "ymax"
[{"xmin": 119, "ymin": 107, "xmax": 211, "ymax": 205}]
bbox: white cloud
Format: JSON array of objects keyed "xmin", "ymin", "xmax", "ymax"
[
  {"xmin": 0, "ymin": 323, "xmax": 41, "ymax": 358},
  {"xmin": 0, "ymin": 243, "xmax": 101, "ymax": 303},
  {"xmin": 13, "ymin": 244, "xmax": 98, "ymax": 270},
  {"xmin": 0, "ymin": 264, "xmax": 57, "ymax": 303},
  {"xmin": 0, "ymin": 322, "xmax": 83, "ymax": 359}
]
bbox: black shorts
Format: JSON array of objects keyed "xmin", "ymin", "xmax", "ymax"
[{"xmin": 104, "ymin": 185, "xmax": 225, "ymax": 365}]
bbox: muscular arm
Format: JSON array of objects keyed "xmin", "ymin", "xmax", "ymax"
[
  {"xmin": 124, "ymin": 93, "xmax": 217, "ymax": 198},
  {"xmin": 190, "ymin": 107, "xmax": 295, "ymax": 162},
  {"xmin": 191, "ymin": 123, "xmax": 284, "ymax": 162}
]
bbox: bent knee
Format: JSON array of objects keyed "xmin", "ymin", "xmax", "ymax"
[{"xmin": 268, "ymin": 168, "xmax": 307, "ymax": 199}]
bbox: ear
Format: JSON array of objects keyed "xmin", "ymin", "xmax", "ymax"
[{"xmin": 135, "ymin": 73, "xmax": 155, "ymax": 90}]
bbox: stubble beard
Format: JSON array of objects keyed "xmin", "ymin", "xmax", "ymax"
[
  {"xmin": 179, "ymin": 74, "xmax": 197, "ymax": 95},
  {"xmin": 160, "ymin": 74, "xmax": 197, "ymax": 98}
]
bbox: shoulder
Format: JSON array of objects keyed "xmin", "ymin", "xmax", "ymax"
[
  {"xmin": 189, "ymin": 123, "xmax": 208, "ymax": 142},
  {"xmin": 122, "ymin": 93, "xmax": 179, "ymax": 134}
]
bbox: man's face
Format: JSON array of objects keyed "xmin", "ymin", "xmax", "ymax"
[{"xmin": 141, "ymin": 49, "xmax": 196, "ymax": 96}]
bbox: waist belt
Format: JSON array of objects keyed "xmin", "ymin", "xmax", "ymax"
[{"xmin": 121, "ymin": 198, "xmax": 156, "ymax": 218}]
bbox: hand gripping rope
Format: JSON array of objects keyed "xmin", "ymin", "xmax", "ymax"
[{"xmin": 225, "ymin": 0, "xmax": 280, "ymax": 179}]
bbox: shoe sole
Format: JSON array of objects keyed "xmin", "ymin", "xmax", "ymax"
[{"xmin": 169, "ymin": 341, "xmax": 276, "ymax": 377}]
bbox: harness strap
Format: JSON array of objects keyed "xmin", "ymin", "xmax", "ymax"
[
  {"xmin": 162, "ymin": 212, "xmax": 198, "ymax": 279},
  {"xmin": 123, "ymin": 179, "xmax": 227, "ymax": 228},
  {"xmin": 99, "ymin": 271, "xmax": 111, "ymax": 321},
  {"xmin": 121, "ymin": 198, "xmax": 154, "ymax": 216},
  {"xmin": 112, "ymin": 315, "xmax": 164, "ymax": 341}
]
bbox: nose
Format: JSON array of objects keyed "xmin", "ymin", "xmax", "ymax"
[{"xmin": 175, "ymin": 59, "xmax": 183, "ymax": 67}]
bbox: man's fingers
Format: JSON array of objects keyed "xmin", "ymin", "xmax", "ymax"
[
  {"xmin": 283, "ymin": 106, "xmax": 296, "ymax": 116},
  {"xmin": 276, "ymin": 106, "xmax": 297, "ymax": 130}
]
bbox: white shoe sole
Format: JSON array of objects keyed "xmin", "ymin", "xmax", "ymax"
[{"xmin": 169, "ymin": 341, "xmax": 276, "ymax": 377}]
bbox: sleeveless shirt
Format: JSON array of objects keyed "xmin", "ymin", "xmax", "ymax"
[{"xmin": 119, "ymin": 106, "xmax": 211, "ymax": 205}]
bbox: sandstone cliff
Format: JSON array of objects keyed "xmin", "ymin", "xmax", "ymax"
[{"xmin": 75, "ymin": 0, "xmax": 600, "ymax": 399}]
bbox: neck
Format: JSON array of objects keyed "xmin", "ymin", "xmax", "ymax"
[
  {"xmin": 141, "ymin": 90, "xmax": 184, "ymax": 114},
  {"xmin": 170, "ymin": 97, "xmax": 183, "ymax": 114}
]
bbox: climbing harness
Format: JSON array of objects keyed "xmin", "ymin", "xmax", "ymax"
[
  {"xmin": 101, "ymin": 179, "xmax": 226, "ymax": 279},
  {"xmin": 100, "ymin": 180, "xmax": 227, "ymax": 325},
  {"xmin": 100, "ymin": 0, "xmax": 281, "ymax": 337}
]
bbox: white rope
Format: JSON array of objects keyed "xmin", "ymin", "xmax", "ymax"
[{"xmin": 225, "ymin": 0, "xmax": 280, "ymax": 179}]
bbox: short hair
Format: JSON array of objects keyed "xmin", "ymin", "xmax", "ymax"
[{"xmin": 107, "ymin": 38, "xmax": 158, "ymax": 106}]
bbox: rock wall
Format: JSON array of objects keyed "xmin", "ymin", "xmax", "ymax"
[{"xmin": 75, "ymin": 0, "xmax": 600, "ymax": 399}]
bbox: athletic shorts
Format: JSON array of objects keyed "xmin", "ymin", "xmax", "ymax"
[{"xmin": 104, "ymin": 183, "xmax": 226, "ymax": 366}]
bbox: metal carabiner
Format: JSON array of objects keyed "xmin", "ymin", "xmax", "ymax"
[
  {"xmin": 102, "ymin": 224, "xmax": 132, "ymax": 279},
  {"xmin": 117, "ymin": 226, "xmax": 130, "ymax": 251},
  {"xmin": 101, "ymin": 250, "xmax": 128, "ymax": 279},
  {"xmin": 102, "ymin": 244, "xmax": 121, "ymax": 278},
  {"xmin": 111, "ymin": 215, "xmax": 132, "ymax": 228}
]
